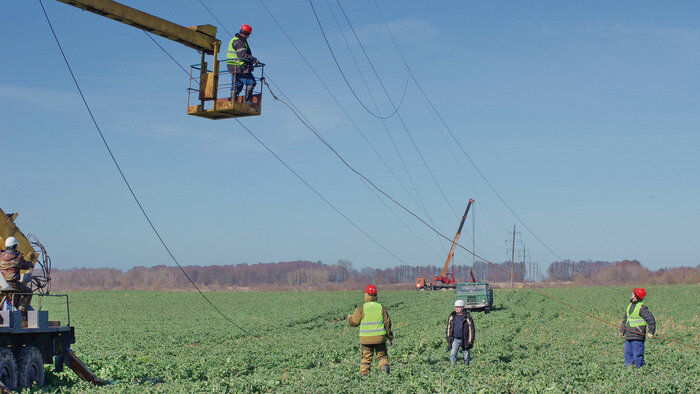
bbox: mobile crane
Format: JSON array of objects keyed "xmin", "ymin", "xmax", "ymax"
[
  {"xmin": 416, "ymin": 199, "xmax": 474, "ymax": 291},
  {"xmin": 54, "ymin": 0, "xmax": 264, "ymax": 119}
]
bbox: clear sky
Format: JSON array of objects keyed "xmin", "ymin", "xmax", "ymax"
[{"xmin": 2, "ymin": 1, "xmax": 698, "ymax": 272}]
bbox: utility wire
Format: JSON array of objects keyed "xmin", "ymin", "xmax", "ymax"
[
  {"xmin": 38, "ymin": 0, "xmax": 251, "ymax": 335},
  {"xmin": 156, "ymin": 2, "xmax": 694, "ymax": 349},
  {"xmin": 307, "ymin": 0, "xmax": 405, "ymax": 120},
  {"xmin": 233, "ymin": 118, "xmax": 410, "ymax": 266},
  {"xmin": 323, "ymin": 0, "xmax": 449, "ymax": 254},
  {"xmin": 255, "ymin": 0, "xmax": 434, "ymax": 222},
  {"xmin": 368, "ymin": 0, "xmax": 624, "ymax": 292},
  {"xmin": 262, "ymin": 80, "xmax": 697, "ymax": 350},
  {"xmin": 331, "ymin": 0, "xmax": 460, "ymax": 221},
  {"xmin": 142, "ymin": 25, "xmax": 412, "ymax": 267},
  {"xmin": 265, "ymin": 75, "xmax": 443, "ymax": 260}
]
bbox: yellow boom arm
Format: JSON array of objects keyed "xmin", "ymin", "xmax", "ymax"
[
  {"xmin": 0, "ymin": 207, "xmax": 38, "ymax": 263},
  {"xmin": 55, "ymin": 0, "xmax": 218, "ymax": 54}
]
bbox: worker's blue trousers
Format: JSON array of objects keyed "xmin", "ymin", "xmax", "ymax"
[{"xmin": 624, "ymin": 340, "xmax": 645, "ymax": 367}]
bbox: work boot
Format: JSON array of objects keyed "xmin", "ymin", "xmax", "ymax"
[
  {"xmin": 244, "ymin": 84, "xmax": 255, "ymax": 104},
  {"xmin": 380, "ymin": 365, "xmax": 390, "ymax": 374}
]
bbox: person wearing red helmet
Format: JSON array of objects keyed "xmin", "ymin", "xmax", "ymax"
[
  {"xmin": 226, "ymin": 24, "xmax": 259, "ymax": 104},
  {"xmin": 618, "ymin": 287, "xmax": 656, "ymax": 367},
  {"xmin": 347, "ymin": 284, "xmax": 394, "ymax": 376}
]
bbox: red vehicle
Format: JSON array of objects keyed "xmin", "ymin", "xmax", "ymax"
[{"xmin": 416, "ymin": 199, "xmax": 474, "ymax": 291}]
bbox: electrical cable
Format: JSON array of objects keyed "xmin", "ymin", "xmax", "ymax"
[
  {"xmin": 307, "ymin": 0, "xmax": 405, "ymax": 120},
  {"xmin": 144, "ymin": 30, "xmax": 420, "ymax": 270},
  {"xmin": 368, "ymin": 0, "xmax": 625, "ymax": 292},
  {"xmin": 255, "ymin": 0, "xmax": 441, "ymax": 232},
  {"xmin": 331, "ymin": 0, "xmax": 461, "ymax": 221},
  {"xmin": 264, "ymin": 76, "xmax": 443, "ymax": 260},
  {"xmin": 323, "ymin": 0, "xmax": 450, "ymax": 255},
  {"xmin": 201, "ymin": 0, "xmax": 693, "ymax": 350},
  {"xmin": 38, "ymin": 0, "xmax": 252, "ymax": 335},
  {"xmin": 263, "ymin": 80, "xmax": 697, "ymax": 350}
]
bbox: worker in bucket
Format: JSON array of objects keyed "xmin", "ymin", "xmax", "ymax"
[
  {"xmin": 347, "ymin": 285, "xmax": 394, "ymax": 376},
  {"xmin": 0, "ymin": 237, "xmax": 35, "ymax": 312},
  {"xmin": 446, "ymin": 299, "xmax": 475, "ymax": 365},
  {"xmin": 227, "ymin": 24, "xmax": 259, "ymax": 104},
  {"xmin": 618, "ymin": 287, "xmax": 656, "ymax": 367}
]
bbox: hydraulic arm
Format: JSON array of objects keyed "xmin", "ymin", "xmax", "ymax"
[
  {"xmin": 54, "ymin": 0, "xmax": 218, "ymax": 53},
  {"xmin": 0, "ymin": 207, "xmax": 37, "ymax": 263},
  {"xmin": 437, "ymin": 199, "xmax": 474, "ymax": 281}
]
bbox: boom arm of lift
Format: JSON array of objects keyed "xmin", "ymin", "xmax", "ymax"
[
  {"xmin": 0, "ymin": 207, "xmax": 37, "ymax": 263},
  {"xmin": 440, "ymin": 199, "xmax": 474, "ymax": 278},
  {"xmin": 54, "ymin": 0, "xmax": 218, "ymax": 54},
  {"xmin": 54, "ymin": 0, "xmax": 261, "ymax": 119}
]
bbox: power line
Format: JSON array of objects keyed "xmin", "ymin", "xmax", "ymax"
[
  {"xmin": 262, "ymin": 81, "xmax": 697, "ymax": 349},
  {"xmin": 141, "ymin": 24, "xmax": 413, "ymax": 268},
  {"xmin": 368, "ymin": 0, "xmax": 624, "ymax": 292},
  {"xmin": 307, "ymin": 0, "xmax": 405, "ymax": 120},
  {"xmin": 256, "ymin": 0, "xmax": 442, "ymax": 234},
  {"xmin": 37, "ymin": 0, "xmax": 251, "ymax": 334},
  {"xmin": 322, "ymin": 0, "xmax": 449, "ymax": 254}
]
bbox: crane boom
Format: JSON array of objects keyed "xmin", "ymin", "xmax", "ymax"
[
  {"xmin": 0, "ymin": 207, "xmax": 38, "ymax": 263},
  {"xmin": 55, "ymin": 0, "xmax": 218, "ymax": 54},
  {"xmin": 441, "ymin": 199, "xmax": 474, "ymax": 277}
]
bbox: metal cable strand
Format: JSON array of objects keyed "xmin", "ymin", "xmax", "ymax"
[
  {"xmin": 368, "ymin": 0, "xmax": 624, "ymax": 292},
  {"xmin": 307, "ymin": 0, "xmax": 405, "ymax": 120},
  {"xmin": 38, "ymin": 0, "xmax": 251, "ymax": 335},
  {"xmin": 262, "ymin": 80, "xmax": 697, "ymax": 350}
]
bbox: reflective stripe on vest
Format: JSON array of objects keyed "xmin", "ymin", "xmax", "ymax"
[
  {"xmin": 227, "ymin": 37, "xmax": 248, "ymax": 65},
  {"xmin": 359, "ymin": 302, "xmax": 386, "ymax": 337},
  {"xmin": 626, "ymin": 302, "xmax": 646, "ymax": 328}
]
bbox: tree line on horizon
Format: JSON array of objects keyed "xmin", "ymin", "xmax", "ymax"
[{"xmin": 48, "ymin": 259, "xmax": 699, "ymax": 291}]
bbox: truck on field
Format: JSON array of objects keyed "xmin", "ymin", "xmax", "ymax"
[
  {"xmin": 0, "ymin": 208, "xmax": 100, "ymax": 390},
  {"xmin": 455, "ymin": 282, "xmax": 494, "ymax": 313}
]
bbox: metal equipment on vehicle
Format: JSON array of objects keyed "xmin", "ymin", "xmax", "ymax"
[
  {"xmin": 416, "ymin": 199, "xmax": 474, "ymax": 291},
  {"xmin": 0, "ymin": 208, "xmax": 100, "ymax": 390},
  {"xmin": 55, "ymin": 0, "xmax": 263, "ymax": 119},
  {"xmin": 455, "ymin": 282, "xmax": 494, "ymax": 313}
]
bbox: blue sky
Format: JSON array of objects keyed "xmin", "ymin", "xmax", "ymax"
[{"xmin": 1, "ymin": 1, "xmax": 698, "ymax": 272}]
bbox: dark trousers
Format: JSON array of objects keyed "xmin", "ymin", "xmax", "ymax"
[
  {"xmin": 624, "ymin": 340, "xmax": 645, "ymax": 367},
  {"xmin": 227, "ymin": 65, "xmax": 256, "ymax": 97}
]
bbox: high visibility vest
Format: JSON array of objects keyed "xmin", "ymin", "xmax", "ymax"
[
  {"xmin": 359, "ymin": 302, "xmax": 386, "ymax": 337},
  {"xmin": 626, "ymin": 302, "xmax": 646, "ymax": 328},
  {"xmin": 227, "ymin": 37, "xmax": 248, "ymax": 66}
]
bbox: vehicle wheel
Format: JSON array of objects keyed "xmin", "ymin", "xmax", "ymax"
[
  {"xmin": 484, "ymin": 308, "xmax": 490, "ymax": 314},
  {"xmin": 418, "ymin": 287, "xmax": 426, "ymax": 291},
  {"xmin": 16, "ymin": 346, "xmax": 44, "ymax": 388},
  {"xmin": 0, "ymin": 348, "xmax": 17, "ymax": 390}
]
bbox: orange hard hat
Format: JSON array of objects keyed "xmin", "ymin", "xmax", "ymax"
[
  {"xmin": 633, "ymin": 287, "xmax": 646, "ymax": 299},
  {"xmin": 240, "ymin": 24, "xmax": 252, "ymax": 34},
  {"xmin": 365, "ymin": 284, "xmax": 377, "ymax": 295}
]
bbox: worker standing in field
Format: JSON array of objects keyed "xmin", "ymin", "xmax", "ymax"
[
  {"xmin": 619, "ymin": 287, "xmax": 656, "ymax": 368},
  {"xmin": 0, "ymin": 237, "xmax": 34, "ymax": 312},
  {"xmin": 446, "ymin": 299, "xmax": 475, "ymax": 365},
  {"xmin": 347, "ymin": 285, "xmax": 394, "ymax": 376},
  {"xmin": 227, "ymin": 24, "xmax": 258, "ymax": 104}
]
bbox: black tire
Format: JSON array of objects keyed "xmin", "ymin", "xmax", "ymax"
[
  {"xmin": 0, "ymin": 348, "xmax": 17, "ymax": 390},
  {"xmin": 418, "ymin": 287, "xmax": 426, "ymax": 291},
  {"xmin": 16, "ymin": 346, "xmax": 44, "ymax": 388}
]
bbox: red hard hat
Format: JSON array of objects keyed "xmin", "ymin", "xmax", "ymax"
[
  {"xmin": 365, "ymin": 284, "xmax": 377, "ymax": 295},
  {"xmin": 240, "ymin": 24, "xmax": 252, "ymax": 34},
  {"xmin": 633, "ymin": 287, "xmax": 646, "ymax": 299}
]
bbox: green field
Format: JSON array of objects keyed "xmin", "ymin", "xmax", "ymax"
[{"xmin": 36, "ymin": 285, "xmax": 698, "ymax": 392}]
